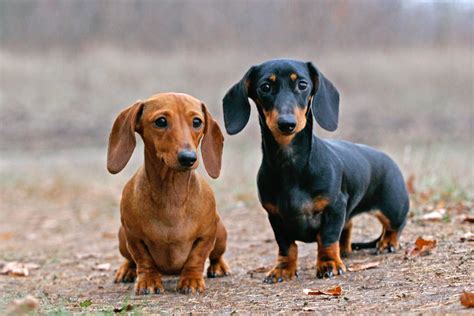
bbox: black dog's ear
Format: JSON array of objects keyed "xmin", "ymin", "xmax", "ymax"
[
  {"xmin": 222, "ymin": 66, "xmax": 255, "ymax": 135},
  {"xmin": 307, "ymin": 62, "xmax": 340, "ymax": 132}
]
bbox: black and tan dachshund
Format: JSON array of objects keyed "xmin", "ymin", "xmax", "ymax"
[{"xmin": 222, "ymin": 59, "xmax": 409, "ymax": 282}]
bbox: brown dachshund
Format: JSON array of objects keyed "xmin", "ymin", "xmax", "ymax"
[{"xmin": 107, "ymin": 93, "xmax": 229, "ymax": 295}]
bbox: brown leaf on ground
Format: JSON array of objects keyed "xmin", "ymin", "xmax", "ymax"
[
  {"xmin": 0, "ymin": 232, "xmax": 14, "ymax": 241},
  {"xmin": 113, "ymin": 304, "xmax": 133, "ymax": 313},
  {"xmin": 463, "ymin": 216, "xmax": 474, "ymax": 224},
  {"xmin": 247, "ymin": 266, "xmax": 271, "ymax": 274},
  {"xmin": 460, "ymin": 232, "xmax": 474, "ymax": 242},
  {"xmin": 93, "ymin": 263, "xmax": 111, "ymax": 271},
  {"xmin": 420, "ymin": 209, "xmax": 445, "ymax": 221},
  {"xmin": 418, "ymin": 190, "xmax": 434, "ymax": 204},
  {"xmin": 406, "ymin": 174, "xmax": 415, "ymax": 194},
  {"xmin": 0, "ymin": 261, "xmax": 39, "ymax": 277},
  {"xmin": 348, "ymin": 261, "xmax": 380, "ymax": 272},
  {"xmin": 5, "ymin": 295, "xmax": 39, "ymax": 315},
  {"xmin": 435, "ymin": 200, "xmax": 446, "ymax": 210},
  {"xmin": 447, "ymin": 202, "xmax": 469, "ymax": 213},
  {"xmin": 460, "ymin": 291, "xmax": 474, "ymax": 308},
  {"xmin": 303, "ymin": 286, "xmax": 342, "ymax": 296},
  {"xmin": 406, "ymin": 237, "xmax": 437, "ymax": 257}
]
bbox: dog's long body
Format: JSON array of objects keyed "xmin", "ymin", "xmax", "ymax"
[
  {"xmin": 108, "ymin": 93, "xmax": 229, "ymax": 295},
  {"xmin": 223, "ymin": 59, "xmax": 409, "ymax": 282}
]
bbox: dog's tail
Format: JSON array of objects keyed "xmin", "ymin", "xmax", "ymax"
[{"xmin": 351, "ymin": 233, "xmax": 382, "ymax": 250}]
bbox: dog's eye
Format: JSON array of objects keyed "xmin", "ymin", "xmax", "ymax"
[
  {"xmin": 192, "ymin": 118, "xmax": 202, "ymax": 129},
  {"xmin": 298, "ymin": 81, "xmax": 308, "ymax": 90},
  {"xmin": 155, "ymin": 117, "xmax": 167, "ymax": 128},
  {"xmin": 260, "ymin": 83, "xmax": 271, "ymax": 93}
]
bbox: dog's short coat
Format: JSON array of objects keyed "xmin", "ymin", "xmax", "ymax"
[
  {"xmin": 223, "ymin": 59, "xmax": 409, "ymax": 282},
  {"xmin": 108, "ymin": 93, "xmax": 229, "ymax": 294}
]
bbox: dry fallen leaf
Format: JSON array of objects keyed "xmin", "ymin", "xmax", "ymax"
[
  {"xmin": 460, "ymin": 291, "xmax": 474, "ymax": 308},
  {"xmin": 247, "ymin": 266, "xmax": 271, "ymax": 274},
  {"xmin": 460, "ymin": 232, "xmax": 474, "ymax": 242},
  {"xmin": 93, "ymin": 263, "xmax": 111, "ymax": 271},
  {"xmin": 406, "ymin": 174, "xmax": 415, "ymax": 194},
  {"xmin": 420, "ymin": 209, "xmax": 445, "ymax": 222},
  {"xmin": 348, "ymin": 261, "xmax": 380, "ymax": 272},
  {"xmin": 0, "ymin": 232, "xmax": 14, "ymax": 241},
  {"xmin": 459, "ymin": 232, "xmax": 474, "ymax": 242},
  {"xmin": 463, "ymin": 216, "xmax": 474, "ymax": 224},
  {"xmin": 406, "ymin": 237, "xmax": 437, "ymax": 257},
  {"xmin": 5, "ymin": 295, "xmax": 39, "ymax": 315},
  {"xmin": 303, "ymin": 285, "xmax": 342, "ymax": 296},
  {"xmin": 0, "ymin": 261, "xmax": 39, "ymax": 277},
  {"xmin": 418, "ymin": 190, "xmax": 434, "ymax": 204},
  {"xmin": 113, "ymin": 304, "xmax": 133, "ymax": 313},
  {"xmin": 435, "ymin": 200, "xmax": 446, "ymax": 210}
]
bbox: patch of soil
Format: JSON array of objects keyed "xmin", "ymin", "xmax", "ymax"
[{"xmin": 0, "ymin": 156, "xmax": 472, "ymax": 313}]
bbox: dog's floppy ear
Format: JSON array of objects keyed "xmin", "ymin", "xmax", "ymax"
[
  {"xmin": 107, "ymin": 100, "xmax": 144, "ymax": 174},
  {"xmin": 307, "ymin": 62, "xmax": 340, "ymax": 132},
  {"xmin": 222, "ymin": 66, "xmax": 256, "ymax": 135},
  {"xmin": 201, "ymin": 103, "xmax": 224, "ymax": 179}
]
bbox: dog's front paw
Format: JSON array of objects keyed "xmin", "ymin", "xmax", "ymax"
[
  {"xmin": 177, "ymin": 275, "xmax": 205, "ymax": 294},
  {"xmin": 114, "ymin": 261, "xmax": 137, "ymax": 283},
  {"xmin": 317, "ymin": 241, "xmax": 346, "ymax": 278},
  {"xmin": 264, "ymin": 265, "xmax": 298, "ymax": 284},
  {"xmin": 316, "ymin": 259, "xmax": 346, "ymax": 278},
  {"xmin": 207, "ymin": 258, "xmax": 230, "ymax": 278},
  {"xmin": 135, "ymin": 272, "xmax": 164, "ymax": 295}
]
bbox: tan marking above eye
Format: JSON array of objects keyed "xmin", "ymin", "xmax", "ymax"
[
  {"xmin": 290, "ymin": 73, "xmax": 297, "ymax": 81},
  {"xmin": 313, "ymin": 196, "xmax": 330, "ymax": 212},
  {"xmin": 269, "ymin": 74, "xmax": 276, "ymax": 82}
]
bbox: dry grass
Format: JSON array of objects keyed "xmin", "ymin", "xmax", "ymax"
[{"xmin": 0, "ymin": 47, "xmax": 472, "ymax": 149}]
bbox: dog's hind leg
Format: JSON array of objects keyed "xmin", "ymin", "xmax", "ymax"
[
  {"xmin": 207, "ymin": 218, "xmax": 230, "ymax": 278},
  {"xmin": 374, "ymin": 170, "xmax": 410, "ymax": 254},
  {"xmin": 114, "ymin": 226, "xmax": 137, "ymax": 283},
  {"xmin": 339, "ymin": 220, "xmax": 353, "ymax": 258}
]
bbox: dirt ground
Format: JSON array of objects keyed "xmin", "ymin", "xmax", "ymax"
[{"xmin": 0, "ymin": 146, "xmax": 472, "ymax": 314}]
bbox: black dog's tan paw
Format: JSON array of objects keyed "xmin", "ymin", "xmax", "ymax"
[
  {"xmin": 177, "ymin": 275, "xmax": 205, "ymax": 294},
  {"xmin": 264, "ymin": 266, "xmax": 298, "ymax": 284},
  {"xmin": 207, "ymin": 258, "xmax": 230, "ymax": 278},
  {"xmin": 114, "ymin": 261, "xmax": 137, "ymax": 283},
  {"xmin": 134, "ymin": 273, "xmax": 164, "ymax": 295},
  {"xmin": 375, "ymin": 244, "xmax": 397, "ymax": 255},
  {"xmin": 317, "ymin": 241, "xmax": 346, "ymax": 278},
  {"xmin": 316, "ymin": 259, "xmax": 346, "ymax": 278},
  {"xmin": 375, "ymin": 230, "xmax": 400, "ymax": 255},
  {"xmin": 340, "ymin": 244, "xmax": 352, "ymax": 258}
]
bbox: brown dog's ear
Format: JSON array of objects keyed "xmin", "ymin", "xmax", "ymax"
[
  {"xmin": 107, "ymin": 100, "xmax": 144, "ymax": 174},
  {"xmin": 201, "ymin": 103, "xmax": 224, "ymax": 179}
]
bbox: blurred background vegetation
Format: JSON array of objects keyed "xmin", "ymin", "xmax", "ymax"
[{"xmin": 0, "ymin": 0, "xmax": 472, "ymax": 192}]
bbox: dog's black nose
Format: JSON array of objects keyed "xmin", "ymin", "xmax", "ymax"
[
  {"xmin": 177, "ymin": 150, "xmax": 197, "ymax": 167},
  {"xmin": 277, "ymin": 115, "xmax": 297, "ymax": 133}
]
